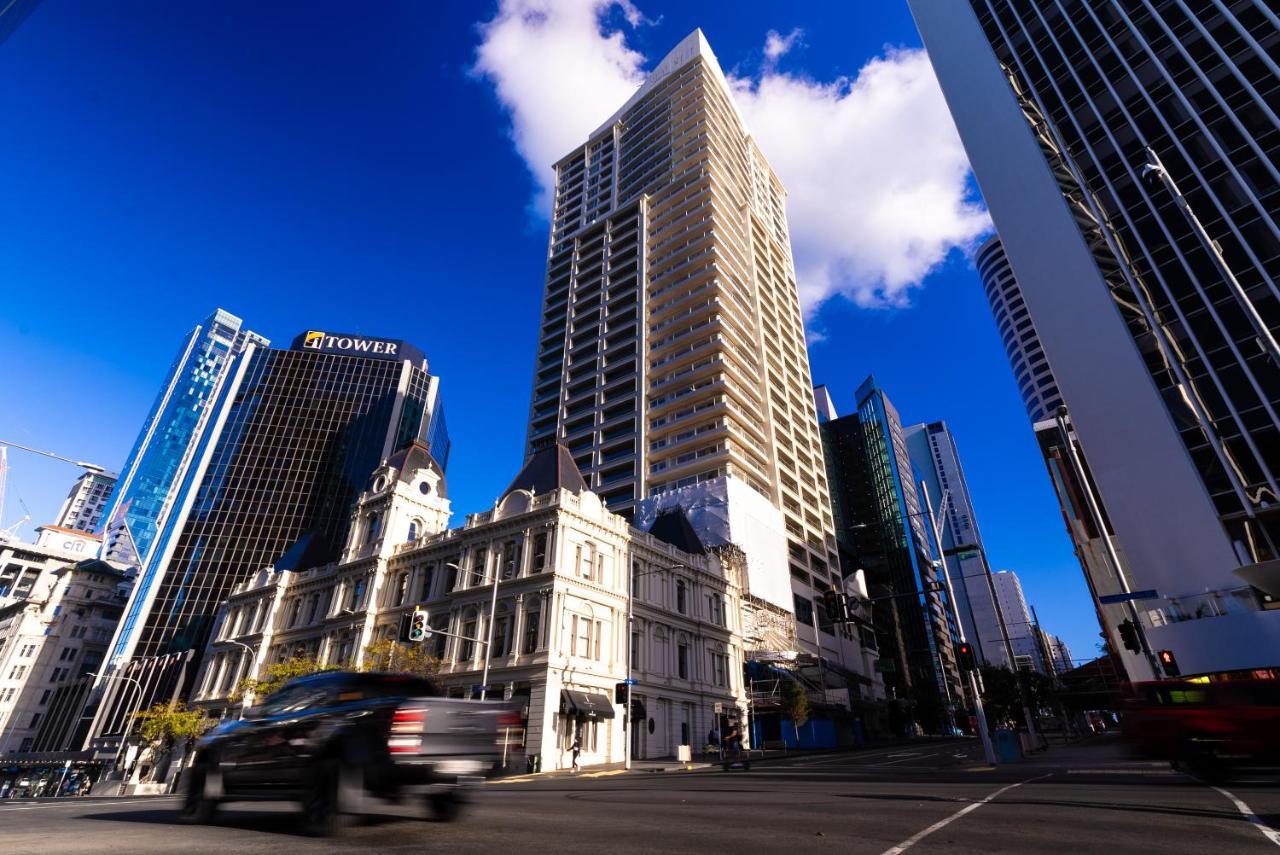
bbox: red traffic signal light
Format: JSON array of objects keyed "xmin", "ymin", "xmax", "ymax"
[
  {"xmin": 615, "ymin": 682, "xmax": 629, "ymax": 704},
  {"xmin": 956, "ymin": 642, "xmax": 977, "ymax": 671}
]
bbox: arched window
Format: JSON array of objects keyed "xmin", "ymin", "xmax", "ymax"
[
  {"xmin": 367, "ymin": 512, "xmax": 382, "ymax": 544},
  {"xmin": 407, "ymin": 520, "xmax": 418, "ymax": 542},
  {"xmin": 676, "ymin": 579, "xmax": 688, "ymax": 614}
]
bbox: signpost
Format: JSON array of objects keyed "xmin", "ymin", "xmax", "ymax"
[{"xmin": 1098, "ymin": 589, "xmax": 1159, "ymax": 605}]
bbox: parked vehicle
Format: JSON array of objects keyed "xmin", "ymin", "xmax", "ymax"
[
  {"xmin": 1122, "ymin": 678, "xmax": 1280, "ymax": 782},
  {"xmin": 180, "ymin": 671, "xmax": 517, "ymax": 835}
]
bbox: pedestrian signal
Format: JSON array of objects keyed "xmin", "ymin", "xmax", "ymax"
[{"xmin": 1157, "ymin": 649, "xmax": 1180, "ymax": 677}]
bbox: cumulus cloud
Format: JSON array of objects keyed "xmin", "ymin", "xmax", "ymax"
[
  {"xmin": 473, "ymin": 2, "xmax": 990, "ymax": 310},
  {"xmin": 730, "ymin": 47, "xmax": 991, "ymax": 310},
  {"xmin": 472, "ymin": 0, "xmax": 648, "ymax": 214},
  {"xmin": 763, "ymin": 27, "xmax": 802, "ymax": 63}
]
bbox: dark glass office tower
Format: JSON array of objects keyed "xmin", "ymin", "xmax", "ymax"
[
  {"xmin": 910, "ymin": 0, "xmax": 1280, "ymax": 678},
  {"xmin": 821, "ymin": 377, "xmax": 962, "ymax": 733},
  {"xmin": 91, "ymin": 331, "xmax": 444, "ymax": 737}
]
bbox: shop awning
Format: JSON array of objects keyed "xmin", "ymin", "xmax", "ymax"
[{"xmin": 560, "ymin": 689, "xmax": 616, "ymax": 719}]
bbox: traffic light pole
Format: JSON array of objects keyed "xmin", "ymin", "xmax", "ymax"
[{"xmin": 920, "ymin": 485, "xmax": 997, "ymax": 767}]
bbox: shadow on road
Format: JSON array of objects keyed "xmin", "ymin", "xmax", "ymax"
[{"xmin": 79, "ymin": 806, "xmax": 438, "ymax": 837}]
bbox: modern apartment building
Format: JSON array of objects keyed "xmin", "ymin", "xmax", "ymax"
[
  {"xmin": 820, "ymin": 377, "xmax": 962, "ymax": 732},
  {"xmin": 524, "ymin": 31, "xmax": 868, "ymax": 678},
  {"xmin": 53, "ymin": 471, "xmax": 118, "ymax": 535},
  {"xmin": 904, "ymin": 421, "xmax": 1011, "ymax": 670},
  {"xmin": 910, "ymin": 0, "xmax": 1280, "ymax": 677},
  {"xmin": 99, "ymin": 308, "xmax": 267, "ymax": 568},
  {"xmin": 193, "ymin": 443, "xmax": 748, "ymax": 771},
  {"xmin": 89, "ymin": 329, "xmax": 449, "ymax": 744}
]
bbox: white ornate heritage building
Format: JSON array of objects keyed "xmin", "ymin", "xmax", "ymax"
[{"xmin": 192, "ymin": 441, "xmax": 750, "ymax": 771}]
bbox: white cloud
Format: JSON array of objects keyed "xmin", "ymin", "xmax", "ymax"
[
  {"xmin": 474, "ymin": 3, "xmax": 990, "ymax": 310},
  {"xmin": 763, "ymin": 28, "xmax": 802, "ymax": 63},
  {"xmin": 730, "ymin": 47, "xmax": 991, "ymax": 310},
  {"xmin": 472, "ymin": 0, "xmax": 648, "ymax": 215}
]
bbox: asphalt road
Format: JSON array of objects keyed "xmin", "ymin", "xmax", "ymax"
[{"xmin": 2, "ymin": 737, "xmax": 1278, "ymax": 854}]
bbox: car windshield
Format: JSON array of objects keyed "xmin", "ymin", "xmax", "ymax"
[{"xmin": 256, "ymin": 683, "xmax": 332, "ymax": 716}]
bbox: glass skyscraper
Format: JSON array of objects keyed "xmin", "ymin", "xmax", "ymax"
[
  {"xmin": 99, "ymin": 309, "xmax": 267, "ymax": 568},
  {"xmin": 821, "ymin": 377, "xmax": 962, "ymax": 732},
  {"xmin": 910, "ymin": 0, "xmax": 1280, "ymax": 677},
  {"xmin": 91, "ymin": 329, "xmax": 446, "ymax": 739}
]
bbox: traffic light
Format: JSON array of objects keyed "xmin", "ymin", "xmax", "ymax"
[
  {"xmin": 1117, "ymin": 619, "xmax": 1141, "ymax": 653},
  {"xmin": 956, "ymin": 642, "xmax": 977, "ymax": 671},
  {"xmin": 615, "ymin": 682, "xmax": 629, "ymax": 704},
  {"xmin": 1158, "ymin": 649, "xmax": 1180, "ymax": 677},
  {"xmin": 408, "ymin": 607, "xmax": 428, "ymax": 642},
  {"xmin": 821, "ymin": 589, "xmax": 843, "ymax": 623}
]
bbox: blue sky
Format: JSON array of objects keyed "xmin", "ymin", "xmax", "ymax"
[{"xmin": 0, "ymin": 1, "xmax": 1100, "ymax": 661}]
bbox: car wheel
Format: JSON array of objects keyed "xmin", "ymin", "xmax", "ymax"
[
  {"xmin": 301, "ymin": 756, "xmax": 355, "ymax": 837},
  {"xmin": 428, "ymin": 791, "xmax": 465, "ymax": 823},
  {"xmin": 178, "ymin": 761, "xmax": 218, "ymax": 825}
]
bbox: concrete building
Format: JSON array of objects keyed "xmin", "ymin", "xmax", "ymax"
[
  {"xmin": 977, "ymin": 238, "xmax": 1154, "ymax": 681},
  {"xmin": 910, "ymin": 0, "xmax": 1280, "ymax": 679},
  {"xmin": 524, "ymin": 30, "xmax": 872, "ymax": 685},
  {"xmin": 1045, "ymin": 632, "xmax": 1073, "ymax": 678},
  {"xmin": 53, "ymin": 471, "xmax": 118, "ymax": 535},
  {"xmin": 904, "ymin": 420, "xmax": 1011, "ymax": 670},
  {"xmin": 193, "ymin": 443, "xmax": 751, "ymax": 770},
  {"xmin": 89, "ymin": 328, "xmax": 449, "ymax": 749},
  {"xmin": 820, "ymin": 377, "xmax": 963, "ymax": 733},
  {"xmin": 991, "ymin": 571, "xmax": 1045, "ymax": 674},
  {"xmin": 0, "ymin": 559, "xmax": 129, "ymax": 759}
]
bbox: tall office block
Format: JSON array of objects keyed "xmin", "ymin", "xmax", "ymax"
[
  {"xmin": 991, "ymin": 570, "xmax": 1046, "ymax": 674},
  {"xmin": 54, "ymin": 471, "xmax": 118, "ymax": 534},
  {"xmin": 911, "ymin": 0, "xmax": 1280, "ymax": 677},
  {"xmin": 822, "ymin": 377, "xmax": 962, "ymax": 732},
  {"xmin": 904, "ymin": 421, "xmax": 1011, "ymax": 670},
  {"xmin": 526, "ymin": 31, "xmax": 868, "ymax": 676},
  {"xmin": 99, "ymin": 309, "xmax": 267, "ymax": 568},
  {"xmin": 91, "ymin": 329, "xmax": 448, "ymax": 739},
  {"xmin": 978, "ymin": 237, "xmax": 1154, "ymax": 679}
]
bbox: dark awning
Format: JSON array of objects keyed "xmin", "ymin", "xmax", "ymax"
[{"xmin": 560, "ymin": 689, "xmax": 616, "ymax": 719}]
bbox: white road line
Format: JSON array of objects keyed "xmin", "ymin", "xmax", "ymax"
[
  {"xmin": 0, "ymin": 796, "xmax": 177, "ymax": 812},
  {"xmin": 874, "ymin": 753, "xmax": 938, "ymax": 767},
  {"xmin": 878, "ymin": 773, "xmax": 1052, "ymax": 855},
  {"xmin": 1211, "ymin": 785, "xmax": 1280, "ymax": 847}
]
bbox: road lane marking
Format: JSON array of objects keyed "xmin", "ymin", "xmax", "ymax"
[
  {"xmin": 878, "ymin": 773, "xmax": 1052, "ymax": 855},
  {"xmin": 874, "ymin": 753, "xmax": 938, "ymax": 766},
  {"xmin": 0, "ymin": 796, "xmax": 178, "ymax": 812},
  {"xmin": 1211, "ymin": 785, "xmax": 1280, "ymax": 847}
]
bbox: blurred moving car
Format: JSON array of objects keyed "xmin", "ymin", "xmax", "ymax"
[
  {"xmin": 1122, "ymin": 678, "xmax": 1280, "ymax": 781},
  {"xmin": 180, "ymin": 671, "xmax": 518, "ymax": 835}
]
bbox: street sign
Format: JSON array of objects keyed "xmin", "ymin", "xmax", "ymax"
[
  {"xmin": 714, "ymin": 702, "xmax": 723, "ymax": 714},
  {"xmin": 1098, "ymin": 589, "xmax": 1159, "ymax": 604},
  {"xmin": 621, "ymin": 678, "xmax": 638, "ymax": 686}
]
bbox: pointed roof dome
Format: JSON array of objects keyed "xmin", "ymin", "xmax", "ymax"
[
  {"xmin": 502, "ymin": 443, "xmax": 588, "ymax": 499},
  {"xmin": 375, "ymin": 438, "xmax": 447, "ymax": 497},
  {"xmin": 647, "ymin": 508, "xmax": 706, "ymax": 555}
]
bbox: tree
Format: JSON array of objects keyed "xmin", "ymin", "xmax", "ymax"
[
  {"xmin": 132, "ymin": 702, "xmax": 214, "ymax": 782},
  {"xmin": 979, "ymin": 664, "xmax": 1060, "ymax": 728},
  {"xmin": 361, "ymin": 638, "xmax": 441, "ymax": 678},
  {"xmin": 780, "ymin": 679, "xmax": 810, "ymax": 743},
  {"xmin": 231, "ymin": 655, "xmax": 333, "ymax": 704}
]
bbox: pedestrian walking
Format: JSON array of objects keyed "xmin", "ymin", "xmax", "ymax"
[{"xmin": 571, "ymin": 732, "xmax": 582, "ymax": 773}]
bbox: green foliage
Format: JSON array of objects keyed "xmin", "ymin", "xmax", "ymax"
[
  {"xmin": 132, "ymin": 701, "xmax": 214, "ymax": 752},
  {"xmin": 360, "ymin": 638, "xmax": 441, "ymax": 678},
  {"xmin": 231, "ymin": 655, "xmax": 334, "ymax": 703},
  {"xmin": 978, "ymin": 664, "xmax": 1059, "ymax": 727},
  {"xmin": 780, "ymin": 679, "xmax": 810, "ymax": 731}
]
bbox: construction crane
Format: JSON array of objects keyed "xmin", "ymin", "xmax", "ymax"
[{"xmin": 0, "ymin": 439, "xmax": 107, "ymax": 541}]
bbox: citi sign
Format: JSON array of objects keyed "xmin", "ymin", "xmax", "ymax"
[{"xmin": 302, "ymin": 331, "xmax": 401, "ymax": 357}]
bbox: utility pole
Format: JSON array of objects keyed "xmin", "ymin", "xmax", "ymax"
[{"xmin": 919, "ymin": 483, "xmax": 997, "ymax": 766}]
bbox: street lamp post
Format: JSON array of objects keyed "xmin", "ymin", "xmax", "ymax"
[
  {"xmin": 223, "ymin": 639, "xmax": 258, "ymax": 716},
  {"xmin": 88, "ymin": 671, "xmax": 143, "ymax": 778},
  {"xmin": 918, "ymin": 485, "xmax": 997, "ymax": 767},
  {"xmin": 446, "ymin": 561, "xmax": 501, "ymax": 701}
]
